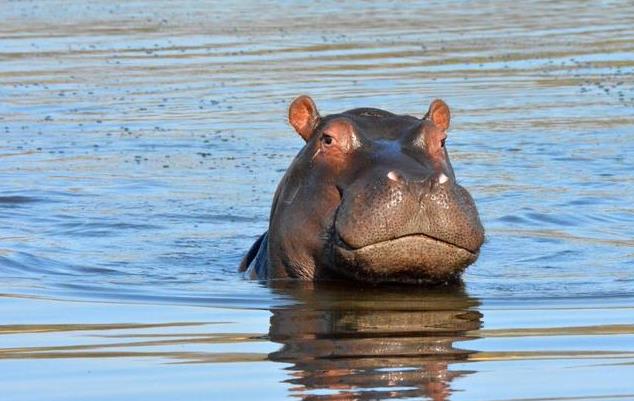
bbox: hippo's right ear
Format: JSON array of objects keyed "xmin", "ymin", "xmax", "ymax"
[
  {"xmin": 289, "ymin": 95, "xmax": 320, "ymax": 141},
  {"xmin": 424, "ymin": 99, "xmax": 450, "ymax": 132}
]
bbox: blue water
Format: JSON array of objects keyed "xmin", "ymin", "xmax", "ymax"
[{"xmin": 1, "ymin": 1, "xmax": 633, "ymax": 400}]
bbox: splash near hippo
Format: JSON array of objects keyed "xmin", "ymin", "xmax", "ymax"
[{"xmin": 240, "ymin": 96, "xmax": 484, "ymax": 284}]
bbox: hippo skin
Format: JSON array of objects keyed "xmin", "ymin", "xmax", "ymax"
[{"xmin": 240, "ymin": 96, "xmax": 484, "ymax": 284}]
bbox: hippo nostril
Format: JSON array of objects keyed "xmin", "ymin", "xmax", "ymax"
[{"xmin": 387, "ymin": 170, "xmax": 404, "ymax": 183}]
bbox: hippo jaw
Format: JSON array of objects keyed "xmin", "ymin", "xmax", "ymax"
[{"xmin": 332, "ymin": 232, "xmax": 479, "ymax": 284}]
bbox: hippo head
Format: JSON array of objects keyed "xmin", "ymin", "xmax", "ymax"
[{"xmin": 267, "ymin": 96, "xmax": 484, "ymax": 284}]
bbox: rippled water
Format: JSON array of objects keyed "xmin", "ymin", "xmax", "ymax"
[{"xmin": 1, "ymin": 1, "xmax": 633, "ymax": 400}]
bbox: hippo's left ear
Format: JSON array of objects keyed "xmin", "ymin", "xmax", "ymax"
[
  {"xmin": 424, "ymin": 99, "xmax": 450, "ymax": 131},
  {"xmin": 289, "ymin": 95, "xmax": 320, "ymax": 141}
]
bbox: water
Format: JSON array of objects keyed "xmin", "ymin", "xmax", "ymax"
[{"xmin": 1, "ymin": 0, "xmax": 633, "ymax": 400}]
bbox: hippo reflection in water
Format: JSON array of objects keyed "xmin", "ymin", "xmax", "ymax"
[
  {"xmin": 268, "ymin": 283, "xmax": 482, "ymax": 401},
  {"xmin": 241, "ymin": 96, "xmax": 484, "ymax": 284}
]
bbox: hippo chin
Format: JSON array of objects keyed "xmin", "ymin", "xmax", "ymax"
[{"xmin": 240, "ymin": 95, "xmax": 484, "ymax": 284}]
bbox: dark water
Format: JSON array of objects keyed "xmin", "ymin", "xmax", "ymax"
[{"xmin": 1, "ymin": 1, "xmax": 633, "ymax": 400}]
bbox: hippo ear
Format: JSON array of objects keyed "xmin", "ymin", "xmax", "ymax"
[
  {"xmin": 424, "ymin": 99, "xmax": 450, "ymax": 132},
  {"xmin": 289, "ymin": 95, "xmax": 320, "ymax": 141}
]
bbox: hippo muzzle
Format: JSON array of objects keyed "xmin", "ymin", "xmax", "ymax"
[{"xmin": 330, "ymin": 158, "xmax": 484, "ymax": 283}]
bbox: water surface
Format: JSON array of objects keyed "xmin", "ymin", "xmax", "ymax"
[{"xmin": 1, "ymin": 1, "xmax": 633, "ymax": 400}]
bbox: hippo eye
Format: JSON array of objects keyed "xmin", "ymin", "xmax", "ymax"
[{"xmin": 321, "ymin": 134, "xmax": 334, "ymax": 146}]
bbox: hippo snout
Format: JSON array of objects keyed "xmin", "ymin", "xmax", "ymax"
[{"xmin": 335, "ymin": 168, "xmax": 483, "ymax": 254}]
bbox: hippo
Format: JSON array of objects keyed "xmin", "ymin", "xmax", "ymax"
[{"xmin": 240, "ymin": 95, "xmax": 484, "ymax": 284}]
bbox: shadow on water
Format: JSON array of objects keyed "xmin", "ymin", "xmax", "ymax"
[{"xmin": 267, "ymin": 282, "xmax": 481, "ymax": 401}]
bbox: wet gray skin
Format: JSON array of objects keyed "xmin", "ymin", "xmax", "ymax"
[{"xmin": 241, "ymin": 96, "xmax": 485, "ymax": 284}]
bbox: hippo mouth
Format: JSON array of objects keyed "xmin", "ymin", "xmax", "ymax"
[
  {"xmin": 332, "ymin": 232, "xmax": 479, "ymax": 284},
  {"xmin": 336, "ymin": 232, "xmax": 478, "ymax": 255}
]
